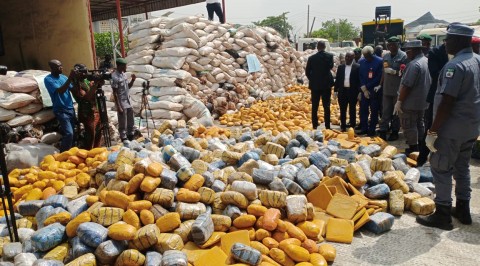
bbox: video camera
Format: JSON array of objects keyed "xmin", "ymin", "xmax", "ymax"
[{"xmin": 77, "ymin": 69, "xmax": 112, "ymax": 81}]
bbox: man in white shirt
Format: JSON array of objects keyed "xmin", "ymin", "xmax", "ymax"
[
  {"xmin": 206, "ymin": 0, "xmax": 225, "ymax": 23},
  {"xmin": 334, "ymin": 51, "xmax": 360, "ymax": 131}
]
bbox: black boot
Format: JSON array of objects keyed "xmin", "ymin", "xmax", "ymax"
[
  {"xmin": 388, "ymin": 131, "xmax": 399, "ymax": 141},
  {"xmin": 416, "ymin": 204, "xmax": 453, "ymax": 230},
  {"xmin": 451, "ymin": 199, "xmax": 472, "ymax": 225},
  {"xmin": 405, "ymin": 145, "xmax": 419, "ymax": 156},
  {"xmin": 378, "ymin": 131, "xmax": 387, "ymax": 141}
]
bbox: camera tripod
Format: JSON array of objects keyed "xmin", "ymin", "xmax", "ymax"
[
  {"xmin": 0, "ymin": 130, "xmax": 19, "ymax": 242},
  {"xmin": 96, "ymin": 88, "xmax": 111, "ymax": 147},
  {"xmin": 138, "ymin": 81, "xmax": 156, "ymax": 139}
]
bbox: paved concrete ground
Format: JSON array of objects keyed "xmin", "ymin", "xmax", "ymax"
[{"xmin": 331, "ymin": 131, "xmax": 480, "ymax": 265}]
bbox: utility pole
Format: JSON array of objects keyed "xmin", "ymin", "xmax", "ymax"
[
  {"xmin": 309, "ymin": 17, "xmax": 316, "ymax": 38},
  {"xmin": 307, "ymin": 5, "xmax": 310, "ymax": 37}
]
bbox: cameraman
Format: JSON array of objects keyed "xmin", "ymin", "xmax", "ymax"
[
  {"xmin": 112, "ymin": 58, "xmax": 136, "ymax": 142},
  {"xmin": 71, "ymin": 64, "xmax": 103, "ymax": 149},
  {"xmin": 44, "ymin": 59, "xmax": 76, "ymax": 152}
]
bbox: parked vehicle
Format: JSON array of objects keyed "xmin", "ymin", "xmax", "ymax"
[{"xmin": 297, "ymin": 38, "xmax": 331, "ymax": 52}]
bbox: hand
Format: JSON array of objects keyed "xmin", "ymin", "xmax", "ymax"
[
  {"xmin": 363, "ymin": 90, "xmax": 370, "ymax": 99},
  {"xmin": 425, "ymin": 131, "xmax": 438, "ymax": 153},
  {"xmin": 384, "ymin": 68, "xmax": 397, "ymax": 75},
  {"xmin": 393, "ymin": 101, "xmax": 403, "ymax": 115},
  {"xmin": 374, "ymin": 85, "xmax": 382, "ymax": 93},
  {"xmin": 131, "ymin": 74, "xmax": 136, "ymax": 82},
  {"xmin": 357, "ymin": 92, "xmax": 362, "ymax": 101},
  {"xmin": 118, "ymin": 106, "xmax": 124, "ymax": 113},
  {"xmin": 333, "ymin": 92, "xmax": 338, "ymax": 101},
  {"xmin": 360, "ymin": 85, "xmax": 367, "ymax": 92}
]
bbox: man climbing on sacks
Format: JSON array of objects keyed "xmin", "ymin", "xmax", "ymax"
[
  {"xmin": 112, "ymin": 58, "xmax": 136, "ymax": 143},
  {"xmin": 417, "ymin": 23, "xmax": 480, "ymax": 230},
  {"xmin": 393, "ymin": 40, "xmax": 431, "ymax": 155},
  {"xmin": 44, "ymin": 59, "xmax": 76, "ymax": 152}
]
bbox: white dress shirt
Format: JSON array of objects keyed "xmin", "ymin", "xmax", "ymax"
[
  {"xmin": 344, "ymin": 64, "xmax": 352, "ymax": 88},
  {"xmin": 206, "ymin": 0, "xmax": 221, "ymax": 3}
]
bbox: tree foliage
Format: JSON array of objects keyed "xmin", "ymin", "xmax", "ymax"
[
  {"xmin": 253, "ymin": 12, "xmax": 293, "ymax": 38},
  {"xmin": 94, "ymin": 32, "xmax": 129, "ymax": 59},
  {"xmin": 309, "ymin": 19, "xmax": 360, "ymax": 42}
]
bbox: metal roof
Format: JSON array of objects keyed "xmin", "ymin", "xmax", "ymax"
[{"xmin": 90, "ymin": 0, "xmax": 205, "ymax": 22}]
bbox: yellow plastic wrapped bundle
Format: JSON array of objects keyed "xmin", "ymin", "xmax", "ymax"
[
  {"xmin": 115, "ymin": 249, "xmax": 146, "ymax": 266},
  {"xmin": 155, "ymin": 233, "xmax": 185, "ymax": 253},
  {"xmin": 131, "ymin": 224, "xmax": 161, "ymax": 251},
  {"xmin": 90, "ymin": 207, "xmax": 124, "ymax": 226}
]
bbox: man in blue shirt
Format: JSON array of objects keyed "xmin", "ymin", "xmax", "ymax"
[
  {"xmin": 358, "ymin": 46, "xmax": 383, "ymax": 136},
  {"xmin": 44, "ymin": 59, "xmax": 75, "ymax": 152}
]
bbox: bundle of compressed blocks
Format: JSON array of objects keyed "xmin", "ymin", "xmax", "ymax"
[{"xmin": 0, "ymin": 118, "xmax": 436, "ymax": 266}]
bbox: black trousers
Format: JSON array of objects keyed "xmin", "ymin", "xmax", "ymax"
[
  {"xmin": 338, "ymin": 87, "xmax": 357, "ymax": 129},
  {"xmin": 418, "ymin": 102, "xmax": 434, "ymax": 163},
  {"xmin": 206, "ymin": 3, "xmax": 225, "ymax": 23},
  {"xmin": 311, "ymin": 88, "xmax": 331, "ymax": 129}
]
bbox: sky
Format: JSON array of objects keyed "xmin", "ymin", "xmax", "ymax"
[{"xmin": 153, "ymin": 0, "xmax": 479, "ymax": 37}]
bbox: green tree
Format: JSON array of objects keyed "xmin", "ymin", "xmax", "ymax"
[
  {"xmin": 94, "ymin": 32, "xmax": 129, "ymax": 59},
  {"xmin": 309, "ymin": 19, "xmax": 360, "ymax": 42},
  {"xmin": 253, "ymin": 12, "xmax": 293, "ymax": 38}
]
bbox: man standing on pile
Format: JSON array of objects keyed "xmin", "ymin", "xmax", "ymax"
[
  {"xmin": 334, "ymin": 51, "xmax": 360, "ymax": 132},
  {"xmin": 417, "ymin": 23, "xmax": 480, "ymax": 230},
  {"xmin": 305, "ymin": 41, "xmax": 334, "ymax": 130},
  {"xmin": 417, "ymin": 33, "xmax": 433, "ymax": 57},
  {"xmin": 378, "ymin": 37, "xmax": 407, "ymax": 141},
  {"xmin": 393, "ymin": 40, "xmax": 431, "ymax": 155},
  {"xmin": 112, "ymin": 58, "xmax": 136, "ymax": 143},
  {"xmin": 44, "ymin": 60, "xmax": 76, "ymax": 152},
  {"xmin": 417, "ymin": 39, "xmax": 449, "ymax": 166},
  {"xmin": 206, "ymin": 0, "xmax": 225, "ymax": 24},
  {"xmin": 358, "ymin": 46, "xmax": 383, "ymax": 136}
]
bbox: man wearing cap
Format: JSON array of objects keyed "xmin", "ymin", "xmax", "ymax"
[
  {"xmin": 358, "ymin": 46, "xmax": 383, "ymax": 136},
  {"xmin": 393, "ymin": 40, "xmax": 431, "ymax": 155},
  {"xmin": 417, "ymin": 40, "xmax": 449, "ymax": 166},
  {"xmin": 112, "ymin": 58, "xmax": 136, "ymax": 142},
  {"xmin": 417, "ymin": 23, "xmax": 480, "ymax": 230},
  {"xmin": 353, "ymin": 48, "xmax": 362, "ymax": 63},
  {"xmin": 472, "ymin": 36, "xmax": 480, "ymax": 54},
  {"xmin": 378, "ymin": 36, "xmax": 407, "ymax": 141},
  {"xmin": 44, "ymin": 60, "xmax": 76, "ymax": 152},
  {"xmin": 305, "ymin": 41, "xmax": 334, "ymax": 129},
  {"xmin": 417, "ymin": 33, "xmax": 433, "ymax": 57}
]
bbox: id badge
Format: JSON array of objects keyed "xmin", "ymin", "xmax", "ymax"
[{"xmin": 368, "ymin": 70, "xmax": 373, "ymax": 79}]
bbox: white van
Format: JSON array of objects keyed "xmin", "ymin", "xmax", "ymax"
[
  {"xmin": 297, "ymin": 38, "xmax": 331, "ymax": 52},
  {"xmin": 418, "ymin": 26, "xmax": 480, "ymax": 47}
]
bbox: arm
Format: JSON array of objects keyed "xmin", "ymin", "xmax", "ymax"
[
  {"xmin": 128, "ymin": 74, "xmax": 136, "ymax": 89},
  {"xmin": 111, "ymin": 78, "xmax": 124, "ymax": 113},
  {"xmin": 305, "ymin": 58, "xmax": 312, "ymax": 80},
  {"xmin": 334, "ymin": 65, "xmax": 342, "ymax": 92},
  {"xmin": 430, "ymin": 94, "xmax": 455, "ymax": 132}
]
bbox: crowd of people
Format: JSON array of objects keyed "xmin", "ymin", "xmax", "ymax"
[
  {"xmin": 307, "ymin": 22, "xmax": 480, "ymax": 230},
  {"xmin": 44, "ymin": 57, "xmax": 135, "ymax": 152}
]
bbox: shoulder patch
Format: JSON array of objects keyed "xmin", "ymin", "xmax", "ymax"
[{"xmin": 445, "ymin": 68, "xmax": 455, "ymax": 78}]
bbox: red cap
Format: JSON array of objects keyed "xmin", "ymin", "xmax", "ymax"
[{"xmin": 472, "ymin": 37, "xmax": 480, "ymax": 44}]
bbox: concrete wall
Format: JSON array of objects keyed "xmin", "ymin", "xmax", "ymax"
[{"xmin": 0, "ymin": 0, "xmax": 94, "ymax": 71}]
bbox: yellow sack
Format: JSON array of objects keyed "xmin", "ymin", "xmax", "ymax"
[
  {"xmin": 108, "ymin": 222, "xmax": 137, "ymax": 241},
  {"xmin": 115, "ymin": 249, "xmax": 145, "ymax": 266},
  {"xmin": 155, "ymin": 233, "xmax": 185, "ymax": 253},
  {"xmin": 43, "ymin": 242, "xmax": 69, "ymax": 261},
  {"xmin": 155, "ymin": 212, "xmax": 181, "ymax": 232},
  {"xmin": 90, "ymin": 207, "xmax": 124, "ymax": 226},
  {"xmin": 65, "ymin": 253, "xmax": 96, "ymax": 266},
  {"xmin": 131, "ymin": 224, "xmax": 161, "ymax": 251},
  {"xmin": 66, "ymin": 212, "xmax": 91, "ymax": 237},
  {"xmin": 176, "ymin": 188, "xmax": 201, "ymax": 203}
]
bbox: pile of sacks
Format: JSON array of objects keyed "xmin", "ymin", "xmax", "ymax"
[
  {"xmin": 0, "ymin": 71, "xmax": 57, "ymax": 143},
  {"xmin": 124, "ymin": 15, "xmax": 307, "ymax": 119},
  {"xmin": 0, "ymin": 118, "xmax": 436, "ymax": 265}
]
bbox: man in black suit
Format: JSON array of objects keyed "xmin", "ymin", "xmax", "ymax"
[
  {"xmin": 305, "ymin": 41, "xmax": 334, "ymax": 129},
  {"xmin": 334, "ymin": 51, "xmax": 360, "ymax": 132}
]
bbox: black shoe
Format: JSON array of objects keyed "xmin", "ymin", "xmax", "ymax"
[
  {"xmin": 355, "ymin": 125, "xmax": 362, "ymax": 130},
  {"xmin": 452, "ymin": 199, "xmax": 472, "ymax": 225},
  {"xmin": 388, "ymin": 131, "xmax": 399, "ymax": 141},
  {"xmin": 416, "ymin": 204, "xmax": 453, "ymax": 230},
  {"xmin": 367, "ymin": 131, "xmax": 376, "ymax": 137},
  {"xmin": 341, "ymin": 125, "xmax": 347, "ymax": 132},
  {"xmin": 127, "ymin": 135, "xmax": 134, "ymax": 141},
  {"xmin": 356, "ymin": 130, "xmax": 368, "ymax": 135},
  {"xmin": 405, "ymin": 145, "xmax": 419, "ymax": 156},
  {"xmin": 378, "ymin": 131, "xmax": 387, "ymax": 140}
]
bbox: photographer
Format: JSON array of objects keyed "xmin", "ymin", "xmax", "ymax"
[
  {"xmin": 112, "ymin": 58, "xmax": 136, "ymax": 142},
  {"xmin": 71, "ymin": 64, "xmax": 103, "ymax": 149},
  {"xmin": 44, "ymin": 59, "xmax": 76, "ymax": 152}
]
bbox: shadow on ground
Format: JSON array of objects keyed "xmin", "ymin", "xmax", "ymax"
[
  {"xmin": 352, "ymin": 226, "xmax": 441, "ymax": 264},
  {"xmin": 446, "ymin": 214, "xmax": 480, "ymax": 245}
]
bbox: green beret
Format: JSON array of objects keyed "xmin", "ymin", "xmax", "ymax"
[
  {"xmin": 416, "ymin": 33, "xmax": 432, "ymax": 41},
  {"xmin": 387, "ymin": 36, "xmax": 400, "ymax": 43},
  {"xmin": 116, "ymin": 58, "xmax": 127, "ymax": 65}
]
